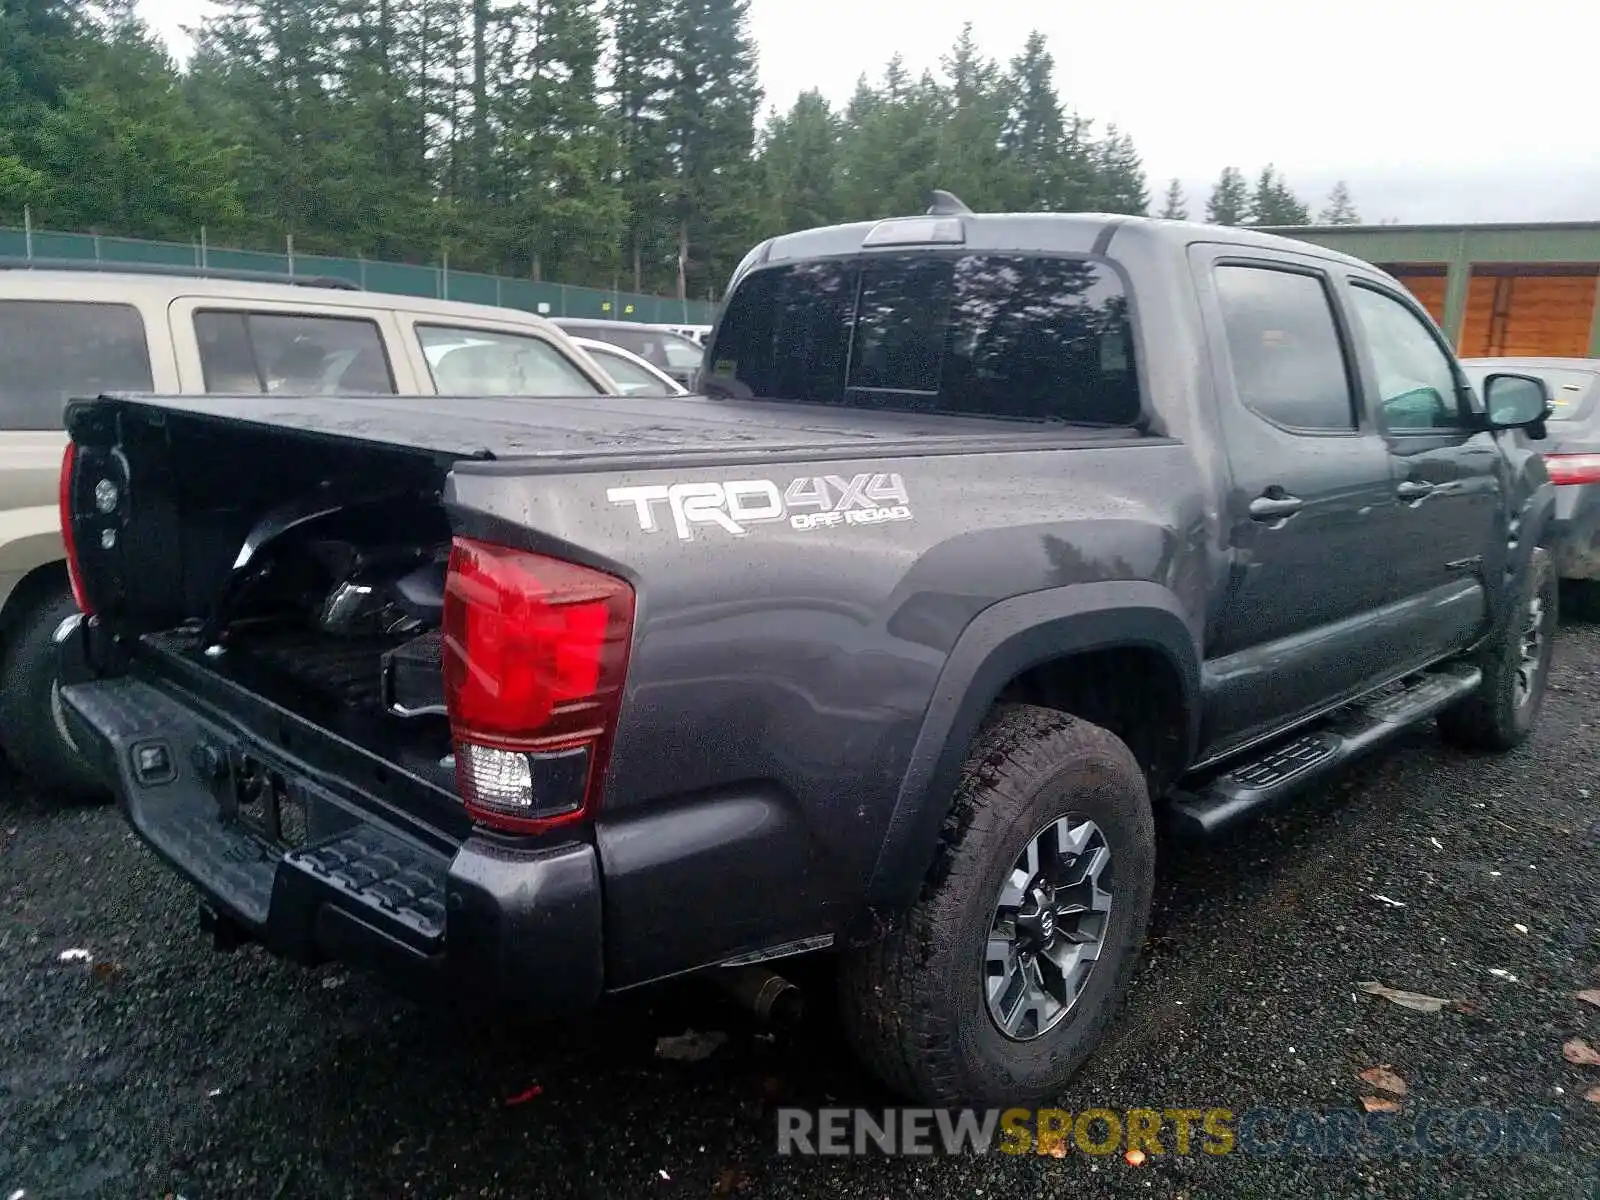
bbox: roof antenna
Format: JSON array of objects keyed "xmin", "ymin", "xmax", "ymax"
[{"xmin": 926, "ymin": 189, "xmax": 973, "ymax": 216}]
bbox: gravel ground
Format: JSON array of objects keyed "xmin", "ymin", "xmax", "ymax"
[{"xmin": 3, "ymin": 630, "xmax": 1599, "ymax": 1199}]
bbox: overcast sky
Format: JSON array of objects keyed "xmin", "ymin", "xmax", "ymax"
[{"xmin": 138, "ymin": 0, "xmax": 1600, "ymax": 223}]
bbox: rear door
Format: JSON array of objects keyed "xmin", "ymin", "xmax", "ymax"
[
  {"xmin": 1190, "ymin": 245, "xmax": 1403, "ymax": 749},
  {"xmin": 1342, "ymin": 274, "xmax": 1503, "ymax": 657}
]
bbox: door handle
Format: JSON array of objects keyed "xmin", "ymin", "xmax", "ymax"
[
  {"xmin": 1248, "ymin": 493, "xmax": 1304, "ymax": 521},
  {"xmin": 1396, "ymin": 480, "xmax": 1435, "ymax": 501}
]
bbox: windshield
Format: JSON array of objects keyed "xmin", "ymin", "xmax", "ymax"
[
  {"xmin": 1461, "ymin": 364, "xmax": 1597, "ymax": 422},
  {"xmin": 703, "ymin": 253, "xmax": 1141, "ymax": 425},
  {"xmin": 568, "ymin": 324, "xmax": 704, "ymax": 374},
  {"xmin": 589, "ymin": 346, "xmax": 677, "ymax": 396},
  {"xmin": 417, "ymin": 325, "xmax": 603, "ymax": 396}
]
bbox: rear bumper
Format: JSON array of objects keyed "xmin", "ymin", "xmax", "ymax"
[{"xmin": 58, "ymin": 668, "xmax": 604, "ymax": 1014}]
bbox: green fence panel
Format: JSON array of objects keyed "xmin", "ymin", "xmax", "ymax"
[
  {"xmin": 205, "ymin": 247, "xmax": 290, "ymax": 274},
  {"xmin": 97, "ymin": 236, "xmax": 194, "ymax": 266},
  {"xmin": 0, "ymin": 224, "xmax": 716, "ymax": 324},
  {"xmin": 292, "ymin": 253, "xmax": 367, "ymax": 288}
]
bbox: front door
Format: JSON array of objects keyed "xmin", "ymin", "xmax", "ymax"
[
  {"xmin": 1343, "ymin": 277, "xmax": 1503, "ymax": 661},
  {"xmin": 1192, "ymin": 250, "xmax": 1403, "ymax": 754}
]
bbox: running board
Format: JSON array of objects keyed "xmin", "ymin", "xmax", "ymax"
[{"xmin": 1168, "ymin": 663, "xmax": 1482, "ymax": 836}]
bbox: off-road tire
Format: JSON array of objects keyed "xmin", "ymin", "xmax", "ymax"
[
  {"xmin": 0, "ymin": 585, "xmax": 104, "ymax": 799},
  {"xmin": 838, "ymin": 704, "xmax": 1155, "ymax": 1106},
  {"xmin": 1438, "ymin": 547, "xmax": 1557, "ymax": 753}
]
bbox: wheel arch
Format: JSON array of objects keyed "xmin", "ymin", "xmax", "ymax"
[
  {"xmin": 0, "ymin": 553, "xmax": 69, "ymax": 643},
  {"xmin": 861, "ymin": 581, "xmax": 1201, "ymax": 916}
]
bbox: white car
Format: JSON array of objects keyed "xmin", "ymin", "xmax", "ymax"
[{"xmin": 570, "ymin": 335, "xmax": 689, "ymax": 397}]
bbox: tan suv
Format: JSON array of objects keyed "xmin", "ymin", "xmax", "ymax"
[{"xmin": 0, "ymin": 262, "xmax": 620, "ymax": 798}]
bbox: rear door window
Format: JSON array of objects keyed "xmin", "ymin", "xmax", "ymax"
[
  {"xmin": 194, "ymin": 310, "xmax": 396, "ymax": 394},
  {"xmin": 1211, "ymin": 264, "xmax": 1357, "ymax": 432},
  {"xmin": 418, "ymin": 325, "xmax": 603, "ymax": 395},
  {"xmin": 706, "ymin": 253, "xmax": 1141, "ymax": 425},
  {"xmin": 0, "ymin": 300, "xmax": 153, "ymax": 428}
]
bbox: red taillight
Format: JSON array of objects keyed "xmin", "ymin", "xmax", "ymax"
[
  {"xmin": 442, "ymin": 537, "xmax": 634, "ymax": 833},
  {"xmin": 59, "ymin": 442, "xmax": 94, "ymax": 615},
  {"xmin": 1544, "ymin": 453, "xmax": 1600, "ymax": 486}
]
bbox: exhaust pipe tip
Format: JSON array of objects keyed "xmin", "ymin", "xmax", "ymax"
[{"xmin": 714, "ymin": 964, "xmax": 805, "ymax": 1027}]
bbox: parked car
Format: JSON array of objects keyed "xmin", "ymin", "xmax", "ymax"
[
  {"xmin": 665, "ymin": 324, "xmax": 713, "ymax": 346},
  {"xmin": 1461, "ymin": 356, "xmax": 1600, "ymax": 617},
  {"xmin": 569, "ymin": 335, "xmax": 688, "ymax": 397},
  {"xmin": 0, "ymin": 259, "xmax": 617, "ymax": 798},
  {"xmin": 57, "ymin": 202, "xmax": 1557, "ymax": 1107},
  {"xmin": 552, "ymin": 318, "xmax": 705, "ymax": 389}
]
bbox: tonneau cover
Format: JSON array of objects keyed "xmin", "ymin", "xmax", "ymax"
[{"xmin": 66, "ymin": 391, "xmax": 1136, "ymax": 466}]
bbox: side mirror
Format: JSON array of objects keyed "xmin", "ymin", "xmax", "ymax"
[{"xmin": 1482, "ymin": 373, "xmax": 1553, "ymax": 432}]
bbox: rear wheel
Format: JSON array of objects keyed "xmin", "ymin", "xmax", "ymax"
[
  {"xmin": 838, "ymin": 705, "xmax": 1154, "ymax": 1106},
  {"xmin": 1438, "ymin": 548, "xmax": 1557, "ymax": 752},
  {"xmin": 0, "ymin": 584, "xmax": 104, "ymax": 800}
]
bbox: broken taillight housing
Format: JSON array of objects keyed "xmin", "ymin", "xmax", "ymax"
[
  {"xmin": 59, "ymin": 441, "xmax": 94, "ymax": 615},
  {"xmin": 1543, "ymin": 453, "xmax": 1600, "ymax": 486},
  {"xmin": 442, "ymin": 537, "xmax": 634, "ymax": 833}
]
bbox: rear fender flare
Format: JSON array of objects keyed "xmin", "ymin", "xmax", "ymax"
[{"xmin": 862, "ymin": 581, "xmax": 1201, "ymax": 913}]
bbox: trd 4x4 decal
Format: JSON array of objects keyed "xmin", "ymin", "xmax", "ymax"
[{"xmin": 607, "ymin": 473, "xmax": 912, "ymax": 540}]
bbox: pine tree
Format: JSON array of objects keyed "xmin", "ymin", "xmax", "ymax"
[
  {"xmin": 29, "ymin": 1, "xmax": 242, "ymax": 237},
  {"xmin": 759, "ymin": 89, "xmax": 839, "ymax": 234},
  {"xmin": 999, "ymin": 31, "xmax": 1093, "ymax": 211},
  {"xmin": 607, "ymin": 0, "xmax": 673, "ymax": 290},
  {"xmin": 1248, "ymin": 164, "xmax": 1311, "ymax": 226},
  {"xmin": 1089, "ymin": 125, "xmax": 1147, "ymax": 215},
  {"xmin": 832, "ymin": 56, "xmax": 942, "ymax": 221},
  {"xmin": 932, "ymin": 23, "xmax": 1019, "ymax": 212},
  {"xmin": 1158, "ymin": 177, "xmax": 1187, "ymax": 220},
  {"xmin": 1319, "ymin": 180, "xmax": 1360, "ymax": 224},
  {"xmin": 659, "ymin": 0, "xmax": 763, "ymax": 299},
  {"xmin": 1206, "ymin": 166, "xmax": 1249, "ymax": 225}
]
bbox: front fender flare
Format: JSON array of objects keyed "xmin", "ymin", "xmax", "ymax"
[{"xmin": 861, "ymin": 581, "xmax": 1201, "ymax": 915}]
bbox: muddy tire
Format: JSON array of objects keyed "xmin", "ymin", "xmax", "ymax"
[
  {"xmin": 1438, "ymin": 548, "xmax": 1557, "ymax": 753},
  {"xmin": 838, "ymin": 704, "xmax": 1155, "ymax": 1106},
  {"xmin": 0, "ymin": 584, "xmax": 104, "ymax": 800}
]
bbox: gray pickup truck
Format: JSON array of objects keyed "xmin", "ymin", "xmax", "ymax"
[{"xmin": 56, "ymin": 202, "xmax": 1559, "ymax": 1106}]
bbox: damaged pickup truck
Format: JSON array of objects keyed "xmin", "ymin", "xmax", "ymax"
[{"xmin": 56, "ymin": 205, "xmax": 1560, "ymax": 1106}]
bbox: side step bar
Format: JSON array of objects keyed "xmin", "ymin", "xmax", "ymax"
[{"xmin": 1168, "ymin": 663, "xmax": 1482, "ymax": 836}]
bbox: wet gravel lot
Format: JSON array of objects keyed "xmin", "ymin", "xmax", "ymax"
[{"xmin": 3, "ymin": 630, "xmax": 1599, "ymax": 1199}]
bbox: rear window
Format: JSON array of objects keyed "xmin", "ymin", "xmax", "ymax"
[
  {"xmin": 1461, "ymin": 364, "xmax": 1598, "ymax": 423},
  {"xmin": 0, "ymin": 300, "xmax": 153, "ymax": 429},
  {"xmin": 196, "ymin": 310, "xmax": 395, "ymax": 395},
  {"xmin": 704, "ymin": 254, "xmax": 1141, "ymax": 425}
]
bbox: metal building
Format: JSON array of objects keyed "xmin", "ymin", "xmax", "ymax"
[{"xmin": 1260, "ymin": 221, "xmax": 1600, "ymax": 359}]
